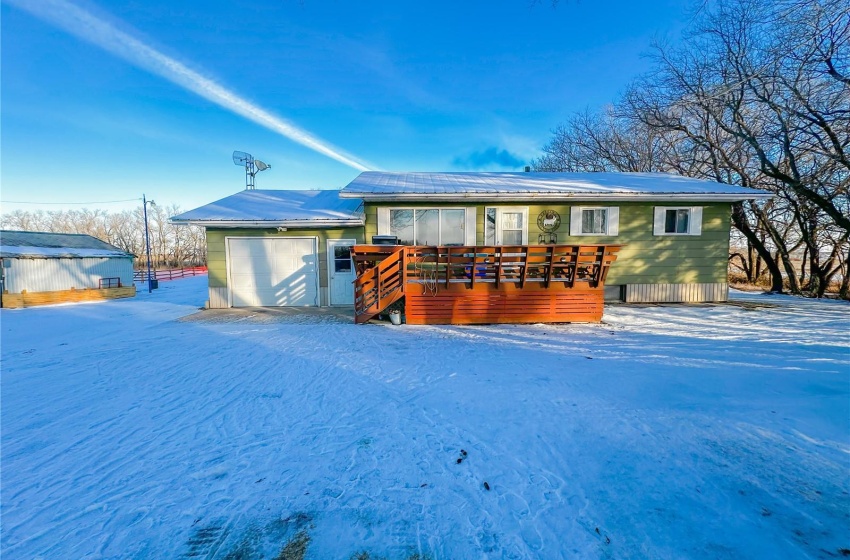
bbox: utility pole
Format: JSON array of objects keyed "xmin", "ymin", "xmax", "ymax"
[{"xmin": 143, "ymin": 194, "xmax": 155, "ymax": 293}]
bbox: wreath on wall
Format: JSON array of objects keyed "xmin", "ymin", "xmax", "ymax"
[{"xmin": 537, "ymin": 210, "xmax": 561, "ymax": 232}]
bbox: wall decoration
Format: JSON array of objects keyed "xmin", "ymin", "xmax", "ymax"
[{"xmin": 537, "ymin": 210, "xmax": 561, "ymax": 232}]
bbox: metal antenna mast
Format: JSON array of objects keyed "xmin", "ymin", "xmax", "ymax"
[{"xmin": 232, "ymin": 151, "xmax": 271, "ymax": 189}]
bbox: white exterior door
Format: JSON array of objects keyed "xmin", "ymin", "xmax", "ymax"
[
  {"xmin": 328, "ymin": 239, "xmax": 356, "ymax": 305},
  {"xmin": 227, "ymin": 237, "xmax": 319, "ymax": 307},
  {"xmin": 497, "ymin": 208, "xmax": 528, "ymax": 245}
]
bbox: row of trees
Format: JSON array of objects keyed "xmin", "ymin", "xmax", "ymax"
[
  {"xmin": 535, "ymin": 0, "xmax": 849, "ymax": 298},
  {"xmin": 0, "ymin": 204, "xmax": 206, "ymax": 270}
]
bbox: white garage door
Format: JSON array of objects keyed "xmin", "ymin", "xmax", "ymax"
[{"xmin": 227, "ymin": 237, "xmax": 319, "ymax": 307}]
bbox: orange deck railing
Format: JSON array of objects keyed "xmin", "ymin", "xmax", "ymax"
[{"xmin": 352, "ymin": 244, "xmax": 622, "ymax": 325}]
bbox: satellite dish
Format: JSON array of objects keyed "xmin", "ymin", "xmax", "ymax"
[
  {"xmin": 233, "ymin": 150, "xmax": 253, "ymax": 166},
  {"xmin": 232, "ymin": 150, "xmax": 270, "ymax": 189}
]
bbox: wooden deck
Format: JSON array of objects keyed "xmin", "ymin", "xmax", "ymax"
[
  {"xmin": 1, "ymin": 285, "xmax": 137, "ymax": 309},
  {"xmin": 353, "ymin": 244, "xmax": 622, "ymax": 325}
]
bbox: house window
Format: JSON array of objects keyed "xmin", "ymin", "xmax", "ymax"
[
  {"xmin": 653, "ymin": 207, "xmax": 703, "ymax": 236},
  {"xmin": 665, "ymin": 209, "xmax": 690, "ymax": 233},
  {"xmin": 484, "ymin": 207, "xmax": 529, "ymax": 245},
  {"xmin": 569, "ymin": 207, "xmax": 620, "ymax": 236},
  {"xmin": 389, "ymin": 208, "xmax": 467, "ymax": 245},
  {"xmin": 581, "ymin": 209, "xmax": 607, "ymax": 234}
]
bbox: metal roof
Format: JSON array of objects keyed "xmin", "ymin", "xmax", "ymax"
[
  {"xmin": 339, "ymin": 172, "xmax": 773, "ymax": 201},
  {"xmin": 0, "ymin": 230, "xmax": 133, "ymax": 259},
  {"xmin": 170, "ymin": 189, "xmax": 364, "ymax": 227}
]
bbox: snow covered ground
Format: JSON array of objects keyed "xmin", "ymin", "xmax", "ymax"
[{"xmin": 2, "ymin": 276, "xmax": 848, "ymax": 559}]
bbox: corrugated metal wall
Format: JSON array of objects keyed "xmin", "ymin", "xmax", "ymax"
[
  {"xmin": 625, "ymin": 282, "xmax": 728, "ymax": 303},
  {"xmin": 3, "ymin": 257, "xmax": 134, "ymax": 293}
]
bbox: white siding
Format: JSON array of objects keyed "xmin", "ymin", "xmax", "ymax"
[
  {"xmin": 625, "ymin": 282, "xmax": 729, "ymax": 303},
  {"xmin": 3, "ymin": 257, "xmax": 134, "ymax": 294},
  {"xmin": 208, "ymin": 286, "xmax": 229, "ymax": 309}
]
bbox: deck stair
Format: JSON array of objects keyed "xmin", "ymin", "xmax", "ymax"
[{"xmin": 352, "ymin": 245, "xmax": 406, "ymax": 323}]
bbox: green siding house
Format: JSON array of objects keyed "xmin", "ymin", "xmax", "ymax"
[{"xmin": 172, "ymin": 172, "xmax": 770, "ymax": 308}]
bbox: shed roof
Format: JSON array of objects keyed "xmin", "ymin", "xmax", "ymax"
[
  {"xmin": 170, "ymin": 189, "xmax": 364, "ymax": 227},
  {"xmin": 339, "ymin": 172, "xmax": 772, "ymax": 201},
  {"xmin": 0, "ymin": 230, "xmax": 133, "ymax": 259}
]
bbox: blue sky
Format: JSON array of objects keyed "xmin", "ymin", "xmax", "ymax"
[{"xmin": 1, "ymin": 0, "xmax": 691, "ymax": 212}]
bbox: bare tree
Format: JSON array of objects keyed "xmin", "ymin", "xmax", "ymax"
[
  {"xmin": 534, "ymin": 0, "xmax": 849, "ymax": 298},
  {"xmin": 0, "ymin": 205, "xmax": 207, "ymax": 270}
]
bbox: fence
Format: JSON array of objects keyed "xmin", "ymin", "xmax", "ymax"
[{"xmin": 133, "ymin": 266, "xmax": 207, "ymax": 283}]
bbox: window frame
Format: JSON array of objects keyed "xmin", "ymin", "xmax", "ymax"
[
  {"xmin": 569, "ymin": 206, "xmax": 620, "ymax": 237},
  {"xmin": 383, "ymin": 207, "xmax": 473, "ymax": 246},
  {"xmin": 653, "ymin": 206, "xmax": 703, "ymax": 236},
  {"xmin": 485, "ymin": 206, "xmax": 529, "ymax": 245},
  {"xmin": 580, "ymin": 208, "xmax": 608, "ymax": 235}
]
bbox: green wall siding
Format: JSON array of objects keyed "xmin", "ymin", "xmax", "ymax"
[
  {"xmin": 365, "ymin": 201, "xmax": 731, "ymax": 285},
  {"xmin": 206, "ymin": 227, "xmax": 365, "ymax": 288}
]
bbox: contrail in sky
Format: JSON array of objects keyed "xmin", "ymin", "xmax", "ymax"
[{"xmin": 7, "ymin": 0, "xmax": 375, "ymax": 172}]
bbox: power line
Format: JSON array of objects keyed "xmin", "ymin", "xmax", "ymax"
[{"xmin": 0, "ymin": 198, "xmax": 142, "ymax": 205}]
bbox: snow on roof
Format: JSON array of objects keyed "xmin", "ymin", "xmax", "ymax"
[
  {"xmin": 339, "ymin": 172, "xmax": 772, "ymax": 201},
  {"xmin": 170, "ymin": 189, "xmax": 364, "ymax": 226},
  {"xmin": 0, "ymin": 230, "xmax": 132, "ymax": 259}
]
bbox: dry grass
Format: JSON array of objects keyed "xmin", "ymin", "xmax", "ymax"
[
  {"xmin": 728, "ymin": 271, "xmax": 846, "ymax": 297},
  {"xmin": 275, "ymin": 531, "xmax": 310, "ymax": 560}
]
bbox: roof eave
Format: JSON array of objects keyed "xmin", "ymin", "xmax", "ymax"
[
  {"xmin": 340, "ymin": 192, "xmax": 773, "ymax": 202},
  {"xmin": 0, "ymin": 253, "xmax": 133, "ymax": 259},
  {"xmin": 170, "ymin": 219, "xmax": 365, "ymax": 228}
]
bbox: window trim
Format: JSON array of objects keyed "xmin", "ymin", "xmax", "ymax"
[
  {"xmin": 569, "ymin": 206, "xmax": 620, "ymax": 237},
  {"xmin": 653, "ymin": 206, "xmax": 703, "ymax": 236}
]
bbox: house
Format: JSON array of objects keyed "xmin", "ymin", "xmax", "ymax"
[
  {"xmin": 171, "ymin": 172, "xmax": 771, "ymax": 321},
  {"xmin": 0, "ymin": 230, "xmax": 136, "ymax": 308}
]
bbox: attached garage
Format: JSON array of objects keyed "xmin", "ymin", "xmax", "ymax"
[
  {"xmin": 171, "ymin": 189, "xmax": 365, "ymax": 308},
  {"xmin": 227, "ymin": 237, "xmax": 319, "ymax": 307}
]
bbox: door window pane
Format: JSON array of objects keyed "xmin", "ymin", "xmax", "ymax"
[
  {"xmin": 441, "ymin": 209, "xmax": 465, "ymax": 245},
  {"xmin": 501, "ymin": 212, "xmax": 523, "ymax": 229},
  {"xmin": 390, "ymin": 210, "xmax": 414, "ymax": 245},
  {"xmin": 333, "ymin": 245, "xmax": 352, "ymax": 272},
  {"xmin": 502, "ymin": 230, "xmax": 523, "ymax": 245},
  {"xmin": 581, "ymin": 209, "xmax": 607, "ymax": 234},
  {"xmin": 415, "ymin": 209, "xmax": 439, "ymax": 245}
]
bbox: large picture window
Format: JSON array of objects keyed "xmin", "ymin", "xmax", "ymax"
[{"xmin": 389, "ymin": 208, "xmax": 467, "ymax": 245}]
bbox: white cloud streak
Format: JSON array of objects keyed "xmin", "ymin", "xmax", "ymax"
[{"xmin": 7, "ymin": 0, "xmax": 375, "ymax": 172}]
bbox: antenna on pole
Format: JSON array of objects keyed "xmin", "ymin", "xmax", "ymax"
[{"xmin": 232, "ymin": 150, "xmax": 271, "ymax": 189}]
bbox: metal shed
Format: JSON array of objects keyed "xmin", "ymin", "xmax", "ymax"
[{"xmin": 0, "ymin": 230, "xmax": 136, "ymax": 308}]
